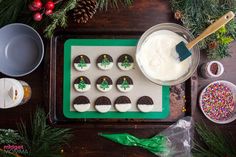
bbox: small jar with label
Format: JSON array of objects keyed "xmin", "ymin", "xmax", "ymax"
[
  {"xmin": 200, "ymin": 61, "xmax": 224, "ymax": 79},
  {"xmin": 0, "ymin": 78, "xmax": 31, "ymax": 109}
]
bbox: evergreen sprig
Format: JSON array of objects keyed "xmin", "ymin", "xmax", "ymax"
[
  {"xmin": 0, "ymin": 129, "xmax": 21, "ymax": 145},
  {"xmin": 44, "ymin": 0, "xmax": 77, "ymax": 38},
  {"xmin": 0, "ymin": 0, "xmax": 134, "ymax": 38},
  {"xmin": 97, "ymin": 0, "xmax": 134, "ymax": 11},
  {"xmin": 171, "ymin": 0, "xmax": 236, "ymax": 59},
  {"xmin": 0, "ymin": 0, "xmax": 30, "ymax": 27},
  {"xmin": 17, "ymin": 108, "xmax": 72, "ymax": 157},
  {"xmin": 0, "ymin": 149, "xmax": 19, "ymax": 157},
  {"xmin": 193, "ymin": 123, "xmax": 236, "ymax": 157}
]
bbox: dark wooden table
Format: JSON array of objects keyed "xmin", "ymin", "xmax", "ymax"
[{"xmin": 0, "ymin": 1, "xmax": 236, "ymax": 156}]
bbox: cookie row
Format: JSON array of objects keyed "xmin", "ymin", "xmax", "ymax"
[
  {"xmin": 73, "ymin": 54, "xmax": 134, "ymax": 71},
  {"xmin": 73, "ymin": 96, "xmax": 154, "ymax": 113},
  {"xmin": 74, "ymin": 76, "xmax": 133, "ymax": 93}
]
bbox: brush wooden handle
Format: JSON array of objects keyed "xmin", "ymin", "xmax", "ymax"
[{"xmin": 187, "ymin": 11, "xmax": 235, "ymax": 49}]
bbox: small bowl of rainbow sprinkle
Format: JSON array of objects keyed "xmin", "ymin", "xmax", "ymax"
[{"xmin": 199, "ymin": 80, "xmax": 236, "ymax": 124}]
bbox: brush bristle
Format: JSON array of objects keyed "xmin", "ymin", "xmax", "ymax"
[{"xmin": 176, "ymin": 41, "xmax": 192, "ymax": 61}]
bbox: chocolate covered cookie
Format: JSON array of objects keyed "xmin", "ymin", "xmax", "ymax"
[
  {"xmin": 74, "ymin": 76, "xmax": 91, "ymax": 92},
  {"xmin": 116, "ymin": 76, "xmax": 133, "ymax": 92},
  {"xmin": 96, "ymin": 76, "xmax": 113, "ymax": 92},
  {"xmin": 137, "ymin": 96, "xmax": 154, "ymax": 112},
  {"xmin": 96, "ymin": 54, "xmax": 113, "ymax": 70},
  {"xmin": 73, "ymin": 96, "xmax": 90, "ymax": 112},
  {"xmin": 95, "ymin": 96, "xmax": 112, "ymax": 113},
  {"xmin": 114, "ymin": 96, "xmax": 131, "ymax": 112},
  {"xmin": 117, "ymin": 54, "xmax": 134, "ymax": 71},
  {"xmin": 73, "ymin": 55, "xmax": 90, "ymax": 71}
]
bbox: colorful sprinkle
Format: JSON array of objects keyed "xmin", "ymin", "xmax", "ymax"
[{"xmin": 201, "ymin": 82, "xmax": 235, "ymax": 121}]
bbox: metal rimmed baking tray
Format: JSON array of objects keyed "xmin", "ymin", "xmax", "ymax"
[{"xmin": 46, "ymin": 30, "xmax": 197, "ymax": 128}]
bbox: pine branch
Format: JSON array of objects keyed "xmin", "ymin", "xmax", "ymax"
[
  {"xmin": 96, "ymin": 0, "xmax": 134, "ymax": 11},
  {"xmin": 0, "ymin": 129, "xmax": 21, "ymax": 145},
  {"xmin": 17, "ymin": 108, "xmax": 72, "ymax": 157},
  {"xmin": 0, "ymin": 0, "xmax": 30, "ymax": 27},
  {"xmin": 44, "ymin": 0, "xmax": 77, "ymax": 38},
  {"xmin": 0, "ymin": 149, "xmax": 20, "ymax": 157},
  {"xmin": 170, "ymin": 0, "xmax": 236, "ymax": 59},
  {"xmin": 192, "ymin": 123, "xmax": 236, "ymax": 157}
]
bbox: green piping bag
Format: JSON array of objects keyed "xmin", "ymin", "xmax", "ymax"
[{"xmin": 99, "ymin": 133, "xmax": 170, "ymax": 156}]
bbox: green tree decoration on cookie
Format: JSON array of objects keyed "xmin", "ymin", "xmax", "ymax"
[
  {"xmin": 78, "ymin": 56, "xmax": 87, "ymax": 69},
  {"xmin": 78, "ymin": 77, "xmax": 86, "ymax": 90},
  {"xmin": 121, "ymin": 56, "xmax": 131, "ymax": 68},
  {"xmin": 101, "ymin": 55, "xmax": 110, "ymax": 67},
  {"xmin": 100, "ymin": 78, "xmax": 109, "ymax": 90},
  {"xmin": 121, "ymin": 78, "xmax": 129, "ymax": 90}
]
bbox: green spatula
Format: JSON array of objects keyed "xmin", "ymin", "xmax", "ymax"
[{"xmin": 176, "ymin": 11, "xmax": 235, "ymax": 62}]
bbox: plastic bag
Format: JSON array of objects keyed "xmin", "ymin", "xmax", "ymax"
[
  {"xmin": 100, "ymin": 116, "xmax": 193, "ymax": 157},
  {"xmin": 159, "ymin": 116, "xmax": 192, "ymax": 157}
]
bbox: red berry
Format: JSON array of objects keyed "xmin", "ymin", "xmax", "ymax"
[
  {"xmin": 33, "ymin": 12, "xmax": 42, "ymax": 21},
  {"xmin": 28, "ymin": 4, "xmax": 38, "ymax": 11},
  {"xmin": 31, "ymin": 0, "xmax": 43, "ymax": 10},
  {"xmin": 45, "ymin": 9, "xmax": 53, "ymax": 16},
  {"xmin": 45, "ymin": 1, "xmax": 55, "ymax": 10}
]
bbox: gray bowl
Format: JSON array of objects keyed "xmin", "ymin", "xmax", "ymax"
[{"xmin": 0, "ymin": 23, "xmax": 44, "ymax": 77}]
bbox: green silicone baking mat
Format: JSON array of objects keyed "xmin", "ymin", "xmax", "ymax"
[{"xmin": 63, "ymin": 39, "xmax": 170, "ymax": 119}]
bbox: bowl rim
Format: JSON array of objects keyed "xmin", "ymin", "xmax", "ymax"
[
  {"xmin": 199, "ymin": 80, "xmax": 236, "ymax": 124},
  {"xmin": 136, "ymin": 23, "xmax": 200, "ymax": 86},
  {"xmin": 0, "ymin": 23, "xmax": 44, "ymax": 77}
]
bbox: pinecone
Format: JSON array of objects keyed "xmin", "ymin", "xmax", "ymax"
[
  {"xmin": 72, "ymin": 0, "xmax": 97, "ymax": 24},
  {"xmin": 208, "ymin": 41, "xmax": 218, "ymax": 49},
  {"xmin": 174, "ymin": 10, "xmax": 182, "ymax": 20}
]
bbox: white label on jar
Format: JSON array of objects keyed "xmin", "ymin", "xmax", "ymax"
[{"xmin": 0, "ymin": 78, "xmax": 24, "ymax": 109}]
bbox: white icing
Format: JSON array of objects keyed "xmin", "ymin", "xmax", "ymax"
[
  {"xmin": 74, "ymin": 103, "xmax": 90, "ymax": 112},
  {"xmin": 97, "ymin": 62, "xmax": 113, "ymax": 70},
  {"xmin": 96, "ymin": 84, "xmax": 112, "ymax": 92},
  {"xmin": 117, "ymin": 63, "xmax": 134, "ymax": 71},
  {"xmin": 115, "ymin": 103, "xmax": 131, "ymax": 112},
  {"xmin": 137, "ymin": 30, "xmax": 192, "ymax": 81},
  {"xmin": 74, "ymin": 63, "xmax": 90, "ymax": 71},
  {"xmin": 137, "ymin": 104, "xmax": 154, "ymax": 112},
  {"xmin": 95, "ymin": 105, "xmax": 111, "ymax": 113},
  {"xmin": 117, "ymin": 85, "xmax": 133, "ymax": 93},
  {"xmin": 74, "ymin": 84, "xmax": 91, "ymax": 92}
]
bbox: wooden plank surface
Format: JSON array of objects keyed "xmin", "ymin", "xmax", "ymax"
[{"xmin": 0, "ymin": 1, "xmax": 235, "ymax": 157}]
